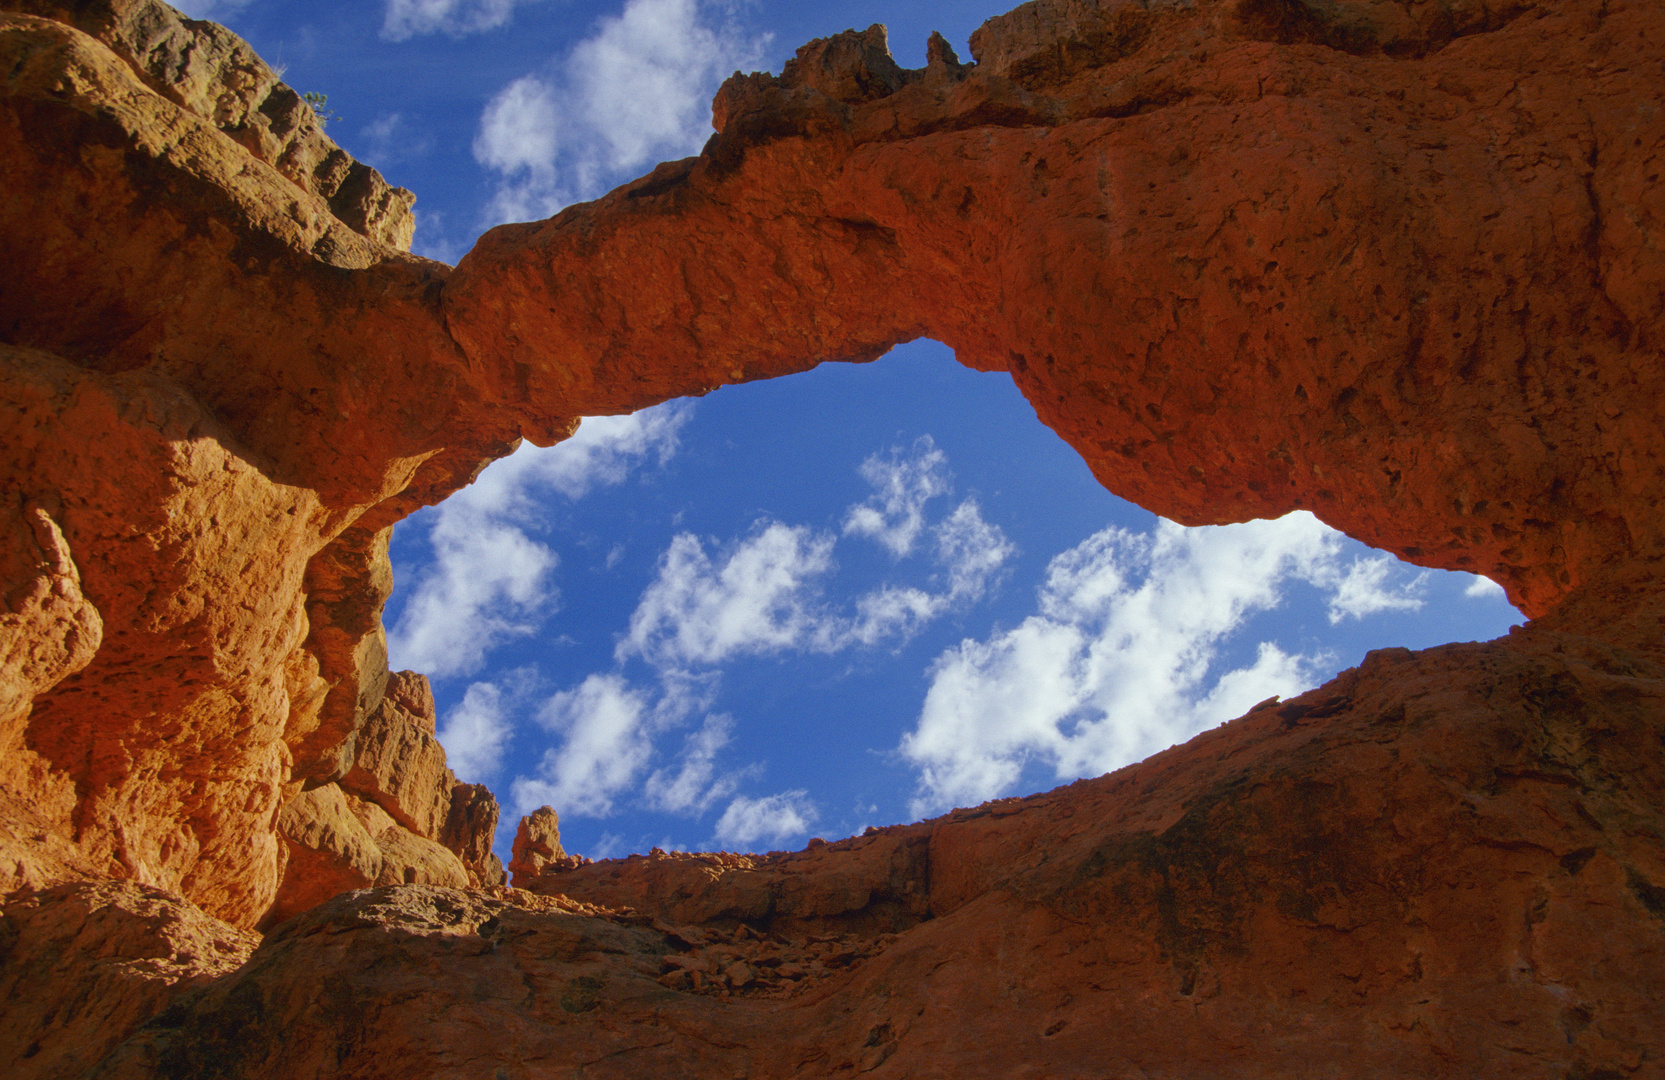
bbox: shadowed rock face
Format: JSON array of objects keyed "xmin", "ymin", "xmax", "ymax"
[
  {"xmin": 0, "ymin": 0, "xmax": 1663, "ymax": 1075},
  {"xmin": 74, "ymin": 632, "xmax": 1665, "ymax": 1078}
]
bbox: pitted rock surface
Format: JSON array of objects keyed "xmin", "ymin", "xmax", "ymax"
[{"xmin": 1, "ymin": 0, "xmax": 1663, "ymax": 1075}]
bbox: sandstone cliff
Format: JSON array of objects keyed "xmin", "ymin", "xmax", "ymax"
[{"xmin": 1, "ymin": 0, "xmax": 1662, "ymax": 1076}]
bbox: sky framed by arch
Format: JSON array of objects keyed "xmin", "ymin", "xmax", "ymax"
[{"xmin": 181, "ymin": 0, "xmax": 1522, "ymax": 859}]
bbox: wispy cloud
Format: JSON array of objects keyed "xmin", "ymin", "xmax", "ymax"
[
  {"xmin": 473, "ymin": 0, "xmax": 768, "ymax": 223},
  {"xmin": 382, "ymin": 0, "xmax": 529, "ymax": 41},
  {"xmin": 620, "ymin": 523, "xmax": 838, "ymax": 670},
  {"xmin": 844, "ymin": 437, "xmax": 952, "ymax": 557},
  {"xmin": 620, "ymin": 440, "xmax": 1012, "ymax": 671},
  {"xmin": 356, "ymin": 112, "xmax": 433, "ymax": 170},
  {"xmin": 511, "ymin": 673, "xmax": 655, "ymax": 817},
  {"xmin": 714, "ymin": 790, "xmax": 817, "ymax": 849},
  {"xmin": 509, "ymin": 437, "xmax": 1012, "ymax": 838},
  {"xmin": 899, "ymin": 512, "xmax": 1428, "ymax": 818},
  {"xmin": 642, "ymin": 713, "xmax": 744, "ymax": 814},
  {"xmin": 170, "ymin": 0, "xmax": 256, "ymax": 21},
  {"xmin": 1325, "ymin": 554, "xmax": 1427, "ymax": 623},
  {"xmin": 388, "ymin": 402, "xmax": 690, "ymax": 679}
]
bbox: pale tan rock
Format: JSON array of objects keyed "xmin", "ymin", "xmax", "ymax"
[
  {"xmin": 6, "ymin": 0, "xmax": 415, "ymax": 248},
  {"xmin": 348, "ymin": 795, "xmax": 470, "ymax": 890},
  {"xmin": 508, "ymin": 805, "xmax": 567, "ymax": 886},
  {"xmin": 0, "ymin": 499, "xmax": 101, "ymax": 732},
  {"xmin": 267, "ymin": 783, "xmax": 382, "ymax": 928},
  {"xmin": 340, "ymin": 670, "xmax": 453, "ymax": 839},
  {"xmin": 0, "ymin": 880, "xmax": 258, "ymax": 1080},
  {"xmin": 268, "ymin": 782, "xmax": 472, "ymax": 926}
]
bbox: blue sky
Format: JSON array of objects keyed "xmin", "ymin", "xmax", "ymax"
[{"xmin": 182, "ymin": 0, "xmax": 1521, "ymax": 860}]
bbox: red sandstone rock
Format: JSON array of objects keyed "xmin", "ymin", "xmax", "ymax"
[
  {"xmin": 445, "ymin": 0, "xmax": 1665, "ymax": 619},
  {"xmin": 73, "ymin": 626, "xmax": 1665, "ymax": 1078},
  {"xmin": 270, "ymin": 670, "xmax": 505, "ymax": 920},
  {"xmin": 508, "ymin": 805, "xmax": 569, "ymax": 885},
  {"xmin": 0, "ymin": 880, "xmax": 258, "ymax": 1080},
  {"xmin": 341, "ymin": 671, "xmax": 456, "ymax": 840},
  {"xmin": 443, "ymin": 783, "xmax": 508, "ymax": 888},
  {"xmin": 0, "ymin": 0, "xmax": 1664, "ymax": 1075}
]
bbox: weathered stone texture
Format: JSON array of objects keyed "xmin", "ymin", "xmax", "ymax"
[
  {"xmin": 0, "ymin": 0, "xmax": 1663, "ymax": 1075},
  {"xmin": 78, "ymin": 626, "xmax": 1665, "ymax": 1077},
  {"xmin": 0, "ymin": 881, "xmax": 259, "ymax": 1080}
]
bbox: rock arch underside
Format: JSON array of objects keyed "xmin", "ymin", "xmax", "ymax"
[{"xmin": 1, "ymin": 0, "xmax": 1663, "ymax": 1074}]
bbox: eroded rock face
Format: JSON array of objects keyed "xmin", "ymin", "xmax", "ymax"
[
  {"xmin": 1, "ymin": 0, "xmax": 1663, "ymax": 1075},
  {"xmin": 446, "ymin": 0, "xmax": 1665, "ymax": 619},
  {"xmin": 78, "ymin": 626, "xmax": 1665, "ymax": 1078},
  {"xmin": 508, "ymin": 805, "xmax": 569, "ymax": 885},
  {"xmin": 0, "ymin": 0, "xmax": 518, "ymax": 924},
  {"xmin": 0, "ymin": 881, "xmax": 260, "ymax": 1080}
]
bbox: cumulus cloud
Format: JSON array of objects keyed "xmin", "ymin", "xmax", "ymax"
[
  {"xmin": 1465, "ymin": 573, "xmax": 1507, "ymax": 598},
  {"xmin": 642, "ymin": 713, "xmax": 742, "ymax": 814},
  {"xmin": 714, "ymin": 791, "xmax": 817, "ymax": 849},
  {"xmin": 382, "ymin": 0, "xmax": 526, "ymax": 40},
  {"xmin": 506, "ymin": 437, "xmax": 1011, "ymax": 842},
  {"xmin": 436, "ymin": 679, "xmax": 518, "ymax": 781},
  {"xmin": 621, "ymin": 440, "xmax": 1013, "ymax": 669},
  {"xmin": 620, "ymin": 523, "xmax": 838, "ymax": 670},
  {"xmin": 511, "ymin": 674, "xmax": 654, "ymax": 816},
  {"xmin": 842, "ymin": 501, "xmax": 1013, "ymax": 645},
  {"xmin": 900, "ymin": 512, "xmax": 1428, "ymax": 818},
  {"xmin": 474, "ymin": 0, "xmax": 768, "ymax": 222},
  {"xmin": 844, "ymin": 437, "xmax": 952, "ymax": 557},
  {"xmin": 388, "ymin": 402, "xmax": 689, "ymax": 679},
  {"xmin": 1325, "ymin": 554, "xmax": 1427, "ymax": 623}
]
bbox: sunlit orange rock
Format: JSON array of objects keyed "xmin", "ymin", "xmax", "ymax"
[
  {"xmin": 445, "ymin": 0, "xmax": 1665, "ymax": 620},
  {"xmin": 1, "ymin": 0, "xmax": 1664, "ymax": 1075}
]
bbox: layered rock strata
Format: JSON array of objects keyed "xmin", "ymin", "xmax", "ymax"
[{"xmin": 0, "ymin": 0, "xmax": 1662, "ymax": 1076}]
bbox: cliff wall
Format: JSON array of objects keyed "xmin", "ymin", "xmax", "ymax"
[{"xmin": 0, "ymin": 0, "xmax": 1662, "ymax": 1076}]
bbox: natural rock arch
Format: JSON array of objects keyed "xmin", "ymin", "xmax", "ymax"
[{"xmin": 1, "ymin": 0, "xmax": 1663, "ymax": 1075}]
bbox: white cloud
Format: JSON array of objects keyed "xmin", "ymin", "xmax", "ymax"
[
  {"xmin": 900, "ymin": 513, "xmax": 1427, "ymax": 818},
  {"xmin": 474, "ymin": 0, "xmax": 768, "ymax": 222},
  {"xmin": 842, "ymin": 501, "xmax": 1013, "ymax": 644},
  {"xmin": 539, "ymin": 408, "xmax": 691, "ymax": 498},
  {"xmin": 1465, "ymin": 573, "xmax": 1506, "ymax": 598},
  {"xmin": 474, "ymin": 74, "xmax": 563, "ymax": 221},
  {"xmin": 511, "ymin": 674, "xmax": 653, "ymax": 817},
  {"xmin": 382, "ymin": 0, "xmax": 525, "ymax": 40},
  {"xmin": 1325, "ymin": 554, "xmax": 1427, "ymax": 623},
  {"xmin": 844, "ymin": 437, "xmax": 951, "ymax": 557},
  {"xmin": 934, "ymin": 500, "xmax": 1015, "ymax": 600},
  {"xmin": 388, "ymin": 402, "xmax": 689, "ymax": 679},
  {"xmin": 621, "ymin": 523, "xmax": 838, "ymax": 670},
  {"xmin": 508, "ymin": 437, "xmax": 1010, "ymax": 834},
  {"xmin": 642, "ymin": 712, "xmax": 742, "ymax": 814},
  {"xmin": 436, "ymin": 679, "xmax": 517, "ymax": 781},
  {"xmin": 621, "ymin": 440, "xmax": 1013, "ymax": 668},
  {"xmin": 386, "ymin": 494, "xmax": 557, "ymax": 680},
  {"xmin": 713, "ymin": 791, "xmax": 817, "ymax": 850}
]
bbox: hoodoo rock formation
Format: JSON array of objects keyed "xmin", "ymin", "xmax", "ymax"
[{"xmin": 0, "ymin": 0, "xmax": 1662, "ymax": 1076}]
